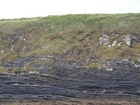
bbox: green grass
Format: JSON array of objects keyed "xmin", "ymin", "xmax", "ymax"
[{"xmin": 0, "ymin": 13, "xmax": 140, "ymax": 67}]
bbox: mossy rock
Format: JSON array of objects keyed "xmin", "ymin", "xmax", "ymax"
[{"xmin": 0, "ymin": 66, "xmax": 7, "ymax": 73}]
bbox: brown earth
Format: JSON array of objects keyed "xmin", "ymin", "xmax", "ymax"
[{"xmin": 1, "ymin": 98, "xmax": 140, "ymax": 105}]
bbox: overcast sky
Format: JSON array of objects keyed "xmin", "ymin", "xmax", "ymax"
[{"xmin": 0, "ymin": 0, "xmax": 140, "ymax": 19}]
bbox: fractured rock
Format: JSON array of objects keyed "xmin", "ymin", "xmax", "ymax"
[
  {"xmin": 122, "ymin": 34, "xmax": 139, "ymax": 47},
  {"xmin": 99, "ymin": 35, "xmax": 109, "ymax": 45},
  {"xmin": 122, "ymin": 34, "xmax": 133, "ymax": 47},
  {"xmin": 112, "ymin": 40, "xmax": 117, "ymax": 46}
]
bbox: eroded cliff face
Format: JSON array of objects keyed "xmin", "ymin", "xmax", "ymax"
[
  {"xmin": 0, "ymin": 33, "xmax": 140, "ymax": 102},
  {"xmin": 0, "ymin": 52, "xmax": 140, "ymax": 101},
  {"xmin": 0, "ymin": 33, "xmax": 140, "ymax": 101},
  {"xmin": 1, "ymin": 32, "xmax": 140, "ymax": 72},
  {"xmin": 0, "ymin": 14, "xmax": 140, "ymax": 102}
]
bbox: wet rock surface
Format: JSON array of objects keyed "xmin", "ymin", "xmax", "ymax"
[{"xmin": 0, "ymin": 57, "xmax": 140, "ymax": 101}]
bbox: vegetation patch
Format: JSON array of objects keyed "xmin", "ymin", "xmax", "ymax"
[
  {"xmin": 0, "ymin": 13, "xmax": 140, "ymax": 69},
  {"xmin": 0, "ymin": 66, "xmax": 7, "ymax": 73}
]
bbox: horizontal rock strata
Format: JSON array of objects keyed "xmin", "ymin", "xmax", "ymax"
[{"xmin": 0, "ymin": 58, "xmax": 140, "ymax": 101}]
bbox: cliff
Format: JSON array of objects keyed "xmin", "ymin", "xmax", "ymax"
[{"xmin": 0, "ymin": 14, "xmax": 140, "ymax": 104}]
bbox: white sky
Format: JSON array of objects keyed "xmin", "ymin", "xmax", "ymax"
[{"xmin": 0, "ymin": 0, "xmax": 140, "ymax": 19}]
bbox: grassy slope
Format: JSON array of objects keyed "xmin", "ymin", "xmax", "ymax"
[{"xmin": 0, "ymin": 13, "xmax": 140, "ymax": 70}]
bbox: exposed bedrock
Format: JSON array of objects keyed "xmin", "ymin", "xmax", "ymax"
[{"xmin": 0, "ymin": 58, "xmax": 140, "ymax": 101}]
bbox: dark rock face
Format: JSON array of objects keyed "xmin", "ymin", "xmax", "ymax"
[{"xmin": 0, "ymin": 58, "xmax": 140, "ymax": 101}]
